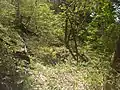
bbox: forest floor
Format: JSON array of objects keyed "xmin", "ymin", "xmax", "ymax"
[{"xmin": 27, "ymin": 63, "xmax": 103, "ymax": 90}]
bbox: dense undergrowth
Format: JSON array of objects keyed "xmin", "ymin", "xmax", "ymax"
[
  {"xmin": 22, "ymin": 46, "xmax": 110, "ymax": 90},
  {"xmin": 24, "ymin": 62, "xmax": 104, "ymax": 90},
  {"xmin": 0, "ymin": 0, "xmax": 119, "ymax": 90}
]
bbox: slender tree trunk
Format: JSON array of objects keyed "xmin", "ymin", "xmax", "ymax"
[
  {"xmin": 104, "ymin": 38, "xmax": 120, "ymax": 90},
  {"xmin": 15, "ymin": 0, "xmax": 21, "ymax": 26}
]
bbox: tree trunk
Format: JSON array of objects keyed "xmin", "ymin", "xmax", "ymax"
[{"xmin": 104, "ymin": 38, "xmax": 120, "ymax": 90}]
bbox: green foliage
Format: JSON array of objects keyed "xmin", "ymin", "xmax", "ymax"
[
  {"xmin": 0, "ymin": 24, "xmax": 28, "ymax": 90},
  {"xmin": 0, "ymin": 0, "xmax": 119, "ymax": 90}
]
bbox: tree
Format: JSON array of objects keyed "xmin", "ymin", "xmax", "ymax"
[
  {"xmin": 60, "ymin": 0, "xmax": 120, "ymax": 89},
  {"xmin": 61, "ymin": 0, "xmax": 115, "ymax": 62}
]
